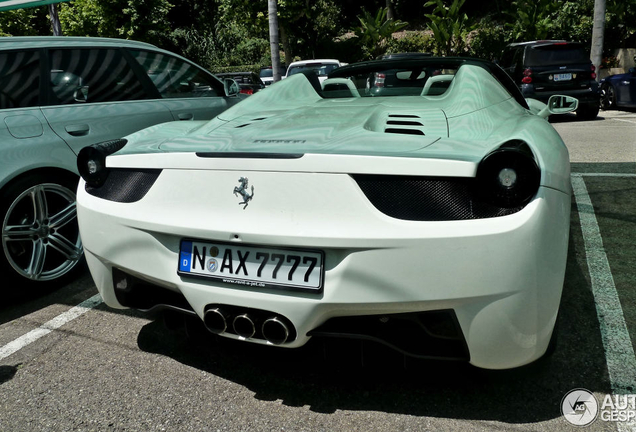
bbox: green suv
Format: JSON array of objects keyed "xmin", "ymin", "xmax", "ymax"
[{"xmin": 0, "ymin": 36, "xmax": 241, "ymax": 289}]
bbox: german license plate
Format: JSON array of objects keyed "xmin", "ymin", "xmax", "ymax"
[
  {"xmin": 178, "ymin": 239, "xmax": 324, "ymax": 291},
  {"xmin": 554, "ymin": 73, "xmax": 572, "ymax": 82}
]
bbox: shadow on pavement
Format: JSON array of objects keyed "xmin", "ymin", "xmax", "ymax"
[
  {"xmin": 0, "ymin": 364, "xmax": 19, "ymax": 385},
  {"xmin": 571, "ymin": 162, "xmax": 636, "ymax": 174},
  {"xmin": 136, "ymin": 200, "xmax": 610, "ymax": 423},
  {"xmin": 549, "ymin": 113, "xmax": 603, "ymax": 123},
  {"xmin": 0, "ymin": 271, "xmax": 97, "ymax": 326}
]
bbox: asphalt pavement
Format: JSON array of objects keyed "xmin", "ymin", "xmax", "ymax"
[{"xmin": 1, "ymin": 109, "xmax": 635, "ymax": 432}]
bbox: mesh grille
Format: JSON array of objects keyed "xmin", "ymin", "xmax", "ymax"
[
  {"xmin": 86, "ymin": 169, "xmax": 161, "ymax": 203},
  {"xmin": 352, "ymin": 174, "xmax": 524, "ymax": 221}
]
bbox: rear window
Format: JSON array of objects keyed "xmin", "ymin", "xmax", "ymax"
[
  {"xmin": 525, "ymin": 44, "xmax": 590, "ymax": 66},
  {"xmin": 288, "ymin": 63, "xmax": 340, "ymax": 77},
  {"xmin": 259, "ymin": 68, "xmax": 273, "ymax": 78},
  {"xmin": 225, "ymin": 75, "xmax": 250, "ymax": 84}
]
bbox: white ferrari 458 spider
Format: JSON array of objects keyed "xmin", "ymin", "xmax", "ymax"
[{"xmin": 77, "ymin": 57, "xmax": 577, "ymax": 369}]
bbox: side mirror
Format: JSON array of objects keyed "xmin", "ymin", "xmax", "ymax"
[
  {"xmin": 223, "ymin": 78, "xmax": 240, "ymax": 97},
  {"xmin": 74, "ymin": 86, "xmax": 89, "ymax": 103},
  {"xmin": 538, "ymin": 95, "xmax": 579, "ymax": 118}
]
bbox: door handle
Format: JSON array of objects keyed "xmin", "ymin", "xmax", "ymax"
[
  {"xmin": 65, "ymin": 124, "xmax": 90, "ymax": 136},
  {"xmin": 178, "ymin": 113, "xmax": 194, "ymax": 121}
]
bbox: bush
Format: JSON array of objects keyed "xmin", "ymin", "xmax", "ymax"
[
  {"xmin": 163, "ymin": 28, "xmax": 217, "ymax": 68},
  {"xmin": 229, "ymin": 37, "xmax": 270, "ymax": 66},
  {"xmin": 0, "ymin": 7, "xmax": 50, "ymax": 36},
  {"xmin": 385, "ymin": 31, "xmax": 435, "ymax": 55},
  {"xmin": 467, "ymin": 24, "xmax": 509, "ymax": 61},
  {"xmin": 550, "ymin": 2, "xmax": 593, "ymax": 43},
  {"xmin": 325, "ymin": 35, "xmax": 360, "ymax": 63},
  {"xmin": 210, "ymin": 65, "xmax": 262, "ymax": 75}
]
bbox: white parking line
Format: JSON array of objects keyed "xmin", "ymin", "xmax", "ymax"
[
  {"xmin": 572, "ymin": 173, "xmax": 636, "ymax": 177},
  {"xmin": 571, "ymin": 175, "xmax": 636, "ymax": 392},
  {"xmin": 0, "ymin": 294, "xmax": 103, "ymax": 361},
  {"xmin": 572, "ymin": 175, "xmax": 636, "ymax": 431},
  {"xmin": 613, "ymin": 118, "xmax": 636, "ymax": 125}
]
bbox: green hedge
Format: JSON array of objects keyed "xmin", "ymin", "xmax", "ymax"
[{"xmin": 209, "ymin": 64, "xmax": 264, "ymax": 75}]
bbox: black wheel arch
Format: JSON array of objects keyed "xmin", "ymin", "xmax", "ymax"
[{"xmin": 0, "ymin": 167, "xmax": 79, "ymax": 198}]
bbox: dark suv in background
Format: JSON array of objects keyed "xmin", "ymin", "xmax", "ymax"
[{"xmin": 499, "ymin": 41, "xmax": 600, "ymax": 120}]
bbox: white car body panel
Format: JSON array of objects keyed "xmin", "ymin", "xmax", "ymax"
[
  {"xmin": 77, "ymin": 59, "xmax": 572, "ymax": 369},
  {"xmin": 79, "ymin": 168, "xmax": 568, "ymax": 369}
]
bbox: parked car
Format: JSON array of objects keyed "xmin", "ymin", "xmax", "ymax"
[
  {"xmin": 499, "ymin": 40, "xmax": 600, "ymax": 119},
  {"xmin": 77, "ymin": 56, "xmax": 576, "ymax": 369},
  {"xmin": 0, "ymin": 36, "xmax": 241, "ymax": 289},
  {"xmin": 216, "ymin": 72, "xmax": 265, "ymax": 95},
  {"xmin": 259, "ymin": 65, "xmax": 286, "ymax": 86},
  {"xmin": 600, "ymin": 60, "xmax": 636, "ymax": 110},
  {"xmin": 259, "ymin": 66, "xmax": 274, "ymax": 86},
  {"xmin": 284, "ymin": 59, "xmax": 343, "ymax": 83},
  {"xmin": 376, "ymin": 52, "xmax": 433, "ymax": 60}
]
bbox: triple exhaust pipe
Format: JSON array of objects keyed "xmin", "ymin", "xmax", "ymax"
[{"xmin": 203, "ymin": 308, "xmax": 290, "ymax": 345}]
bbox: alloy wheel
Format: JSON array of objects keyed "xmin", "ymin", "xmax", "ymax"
[
  {"xmin": 601, "ymin": 85, "xmax": 616, "ymax": 110},
  {"xmin": 2, "ymin": 183, "xmax": 82, "ymax": 281}
]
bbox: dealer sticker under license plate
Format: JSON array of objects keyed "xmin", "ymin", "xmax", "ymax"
[
  {"xmin": 178, "ymin": 240, "xmax": 324, "ymax": 290},
  {"xmin": 554, "ymin": 73, "xmax": 572, "ymax": 82}
]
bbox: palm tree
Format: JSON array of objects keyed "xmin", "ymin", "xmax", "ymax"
[
  {"xmin": 268, "ymin": 0, "xmax": 282, "ymax": 82},
  {"xmin": 590, "ymin": 0, "xmax": 606, "ymax": 81}
]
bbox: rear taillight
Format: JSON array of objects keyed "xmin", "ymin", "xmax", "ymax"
[
  {"xmin": 590, "ymin": 64, "xmax": 597, "ymax": 80},
  {"xmin": 240, "ymin": 88, "xmax": 254, "ymax": 95},
  {"xmin": 476, "ymin": 144, "xmax": 540, "ymax": 208},
  {"xmin": 374, "ymin": 73, "xmax": 386, "ymax": 88},
  {"xmin": 78, "ymin": 139, "xmax": 128, "ymax": 188},
  {"xmin": 522, "ymin": 68, "xmax": 533, "ymax": 84}
]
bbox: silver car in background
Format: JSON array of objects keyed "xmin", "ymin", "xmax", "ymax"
[{"xmin": 0, "ymin": 36, "xmax": 241, "ymax": 289}]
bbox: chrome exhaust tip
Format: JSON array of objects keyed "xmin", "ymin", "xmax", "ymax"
[
  {"xmin": 233, "ymin": 314, "xmax": 256, "ymax": 339},
  {"xmin": 262, "ymin": 317, "xmax": 289, "ymax": 345},
  {"xmin": 203, "ymin": 308, "xmax": 228, "ymax": 334}
]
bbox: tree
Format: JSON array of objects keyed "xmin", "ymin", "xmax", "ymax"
[
  {"xmin": 506, "ymin": 0, "xmax": 559, "ymax": 41},
  {"xmin": 58, "ymin": 0, "xmax": 172, "ymax": 42},
  {"xmin": 425, "ymin": 0, "xmax": 471, "ymax": 55},
  {"xmin": 590, "ymin": 0, "xmax": 605, "ymax": 80},
  {"xmin": 49, "ymin": 3, "xmax": 61, "ymax": 36},
  {"xmin": 0, "ymin": 7, "xmax": 49, "ymax": 36},
  {"xmin": 354, "ymin": 7, "xmax": 407, "ymax": 59},
  {"xmin": 268, "ymin": 0, "xmax": 282, "ymax": 81},
  {"xmin": 216, "ymin": 0, "xmax": 343, "ymax": 63},
  {"xmin": 386, "ymin": 0, "xmax": 396, "ymax": 20},
  {"xmin": 606, "ymin": 0, "xmax": 636, "ymax": 47}
]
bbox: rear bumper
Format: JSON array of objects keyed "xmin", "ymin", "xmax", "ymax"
[{"xmin": 78, "ymin": 170, "xmax": 570, "ymax": 370}]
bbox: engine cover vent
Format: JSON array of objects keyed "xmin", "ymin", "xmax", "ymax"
[{"xmin": 384, "ymin": 113, "xmax": 427, "ymax": 135}]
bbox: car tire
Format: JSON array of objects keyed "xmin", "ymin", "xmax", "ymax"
[
  {"xmin": 576, "ymin": 104, "xmax": 599, "ymax": 120},
  {"xmin": 600, "ymin": 83, "xmax": 616, "ymax": 110},
  {"xmin": 0, "ymin": 173, "xmax": 84, "ymax": 289}
]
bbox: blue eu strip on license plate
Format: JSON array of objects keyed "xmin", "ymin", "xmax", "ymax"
[{"xmin": 178, "ymin": 239, "xmax": 324, "ymax": 291}]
